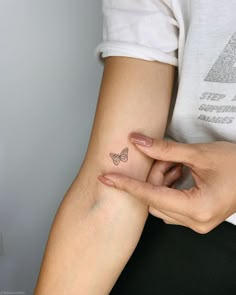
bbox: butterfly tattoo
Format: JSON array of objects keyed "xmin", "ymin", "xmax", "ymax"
[{"xmin": 109, "ymin": 147, "xmax": 129, "ymax": 165}]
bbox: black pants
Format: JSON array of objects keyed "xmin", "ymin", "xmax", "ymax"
[{"xmin": 110, "ymin": 214, "xmax": 236, "ymax": 295}]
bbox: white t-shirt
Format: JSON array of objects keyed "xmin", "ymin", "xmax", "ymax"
[{"xmin": 94, "ymin": 0, "xmax": 236, "ymax": 226}]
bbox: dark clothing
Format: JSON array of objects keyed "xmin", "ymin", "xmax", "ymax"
[{"xmin": 110, "ymin": 214, "xmax": 236, "ymax": 295}]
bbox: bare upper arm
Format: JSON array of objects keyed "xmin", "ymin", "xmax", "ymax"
[{"xmin": 74, "ymin": 56, "xmax": 176, "ymax": 198}]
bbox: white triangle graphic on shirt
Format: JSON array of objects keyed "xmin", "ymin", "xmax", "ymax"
[{"xmin": 204, "ymin": 32, "xmax": 236, "ymax": 83}]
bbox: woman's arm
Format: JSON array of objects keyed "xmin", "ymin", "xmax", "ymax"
[{"xmin": 34, "ymin": 56, "xmax": 176, "ymax": 295}]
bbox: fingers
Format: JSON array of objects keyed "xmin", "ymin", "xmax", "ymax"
[
  {"xmin": 162, "ymin": 164, "xmax": 183, "ymax": 186},
  {"xmin": 147, "ymin": 160, "xmax": 177, "ymax": 185},
  {"xmin": 98, "ymin": 174, "xmax": 162, "ymax": 209},
  {"xmin": 130, "ymin": 133, "xmax": 200, "ymax": 168},
  {"xmin": 98, "ymin": 173, "xmax": 192, "ymax": 214},
  {"xmin": 147, "ymin": 160, "xmax": 183, "ymax": 187}
]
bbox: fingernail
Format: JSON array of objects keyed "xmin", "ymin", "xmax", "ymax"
[
  {"xmin": 130, "ymin": 133, "xmax": 153, "ymax": 147},
  {"xmin": 97, "ymin": 175, "xmax": 115, "ymax": 187}
]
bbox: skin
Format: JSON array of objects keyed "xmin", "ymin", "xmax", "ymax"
[
  {"xmin": 34, "ymin": 57, "xmax": 176, "ymax": 294},
  {"xmin": 99, "ymin": 133, "xmax": 236, "ymax": 234}
]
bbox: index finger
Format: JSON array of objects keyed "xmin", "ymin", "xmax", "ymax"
[
  {"xmin": 98, "ymin": 173, "xmax": 194, "ymax": 215},
  {"xmin": 130, "ymin": 135, "xmax": 201, "ymax": 168}
]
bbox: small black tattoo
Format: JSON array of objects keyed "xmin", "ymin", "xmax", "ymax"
[{"xmin": 109, "ymin": 147, "xmax": 128, "ymax": 165}]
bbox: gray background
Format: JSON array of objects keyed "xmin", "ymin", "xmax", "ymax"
[{"xmin": 0, "ymin": 0, "xmax": 103, "ymax": 293}]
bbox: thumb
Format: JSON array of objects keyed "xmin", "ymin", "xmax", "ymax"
[
  {"xmin": 130, "ymin": 134, "xmax": 200, "ymax": 168},
  {"xmin": 98, "ymin": 173, "xmax": 191, "ymax": 214}
]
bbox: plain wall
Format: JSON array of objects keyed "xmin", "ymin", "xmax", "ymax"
[{"xmin": 0, "ymin": 0, "xmax": 103, "ymax": 293}]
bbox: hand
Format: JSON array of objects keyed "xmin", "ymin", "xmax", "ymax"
[
  {"xmin": 98, "ymin": 133, "xmax": 236, "ymax": 234},
  {"xmin": 146, "ymin": 160, "xmax": 183, "ymax": 221},
  {"xmin": 147, "ymin": 160, "xmax": 183, "ymax": 189}
]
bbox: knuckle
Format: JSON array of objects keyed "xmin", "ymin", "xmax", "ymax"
[
  {"xmin": 119, "ymin": 177, "xmax": 131, "ymax": 190},
  {"xmin": 193, "ymin": 144, "xmax": 216, "ymax": 169},
  {"xmin": 148, "ymin": 206, "xmax": 156, "ymax": 215},
  {"xmin": 193, "ymin": 224, "xmax": 212, "ymax": 235},
  {"xmin": 131, "ymin": 180, "xmax": 152, "ymax": 199},
  {"xmin": 130, "ymin": 181, "xmax": 143, "ymax": 195},
  {"xmin": 192, "ymin": 209, "xmax": 214, "ymax": 223},
  {"xmin": 119, "ymin": 177, "xmax": 138, "ymax": 194},
  {"xmin": 159, "ymin": 140, "xmax": 174, "ymax": 156},
  {"xmin": 188, "ymin": 146, "xmax": 202, "ymax": 166},
  {"xmin": 182, "ymin": 144, "xmax": 209, "ymax": 169}
]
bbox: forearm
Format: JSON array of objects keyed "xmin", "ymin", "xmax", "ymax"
[{"xmin": 34, "ymin": 57, "xmax": 175, "ymax": 294}]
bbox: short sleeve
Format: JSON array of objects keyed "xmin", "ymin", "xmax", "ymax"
[{"xmin": 94, "ymin": 0, "xmax": 179, "ymax": 66}]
